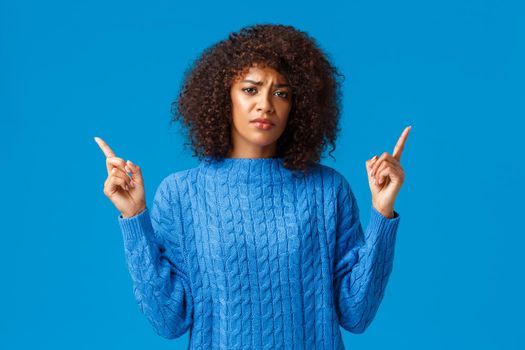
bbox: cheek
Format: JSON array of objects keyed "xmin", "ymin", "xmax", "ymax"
[
  {"xmin": 279, "ymin": 104, "xmax": 292, "ymax": 125},
  {"xmin": 231, "ymin": 94, "xmax": 252, "ymax": 112}
]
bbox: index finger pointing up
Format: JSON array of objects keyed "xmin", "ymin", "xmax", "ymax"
[
  {"xmin": 94, "ymin": 137, "xmax": 116, "ymax": 158},
  {"xmin": 392, "ymin": 126, "xmax": 411, "ymax": 161}
]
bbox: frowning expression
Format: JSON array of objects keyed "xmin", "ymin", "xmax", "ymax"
[{"xmin": 228, "ymin": 65, "xmax": 293, "ymax": 158}]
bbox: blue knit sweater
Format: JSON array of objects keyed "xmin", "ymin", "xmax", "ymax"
[{"xmin": 118, "ymin": 157, "xmax": 401, "ymax": 349}]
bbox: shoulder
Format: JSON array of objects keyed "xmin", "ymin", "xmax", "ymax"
[
  {"xmin": 161, "ymin": 168, "xmax": 192, "ymax": 185},
  {"xmin": 312, "ymin": 163, "xmax": 351, "ymax": 190},
  {"xmin": 155, "ymin": 162, "xmax": 206, "ymax": 198},
  {"xmin": 313, "ymin": 163, "xmax": 357, "ymax": 210}
]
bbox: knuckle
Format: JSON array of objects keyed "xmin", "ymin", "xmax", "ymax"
[{"xmin": 108, "ymin": 156, "xmax": 125, "ymax": 165}]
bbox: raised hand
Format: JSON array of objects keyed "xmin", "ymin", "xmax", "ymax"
[
  {"xmin": 365, "ymin": 126, "xmax": 411, "ymax": 218},
  {"xmin": 94, "ymin": 136, "xmax": 146, "ymax": 218}
]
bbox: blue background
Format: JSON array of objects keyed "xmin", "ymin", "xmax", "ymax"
[{"xmin": 2, "ymin": 0, "xmax": 524, "ymax": 349}]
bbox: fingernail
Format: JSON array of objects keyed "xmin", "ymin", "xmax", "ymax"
[
  {"xmin": 130, "ymin": 181, "xmax": 135, "ymax": 188},
  {"xmin": 125, "ymin": 185, "xmax": 129, "ymax": 191}
]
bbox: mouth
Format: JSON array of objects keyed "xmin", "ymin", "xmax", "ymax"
[
  {"xmin": 250, "ymin": 118, "xmax": 275, "ymax": 126},
  {"xmin": 251, "ymin": 120, "xmax": 275, "ymax": 130}
]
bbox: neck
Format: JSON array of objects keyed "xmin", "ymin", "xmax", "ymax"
[{"xmin": 226, "ymin": 144, "xmax": 277, "ymax": 159}]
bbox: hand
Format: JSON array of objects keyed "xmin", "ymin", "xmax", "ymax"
[
  {"xmin": 365, "ymin": 126, "xmax": 411, "ymax": 218},
  {"xmin": 94, "ymin": 136, "xmax": 146, "ymax": 218}
]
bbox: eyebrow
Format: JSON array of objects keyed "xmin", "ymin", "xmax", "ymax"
[{"xmin": 241, "ymin": 80, "xmax": 291, "ymax": 88}]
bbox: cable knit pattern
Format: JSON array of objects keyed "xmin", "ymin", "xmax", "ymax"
[{"xmin": 118, "ymin": 157, "xmax": 401, "ymax": 349}]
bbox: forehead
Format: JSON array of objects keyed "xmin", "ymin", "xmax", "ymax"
[{"xmin": 235, "ymin": 65, "xmax": 287, "ymax": 82}]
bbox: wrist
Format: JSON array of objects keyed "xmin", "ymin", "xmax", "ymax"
[
  {"xmin": 121, "ymin": 205, "xmax": 146, "ymax": 218},
  {"xmin": 372, "ymin": 202, "xmax": 394, "ymax": 219}
]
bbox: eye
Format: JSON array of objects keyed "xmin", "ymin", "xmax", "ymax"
[
  {"xmin": 275, "ymin": 91, "xmax": 289, "ymax": 99},
  {"xmin": 242, "ymin": 87, "xmax": 290, "ymax": 99}
]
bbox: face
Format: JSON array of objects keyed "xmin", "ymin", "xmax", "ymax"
[{"xmin": 228, "ymin": 65, "xmax": 293, "ymax": 158}]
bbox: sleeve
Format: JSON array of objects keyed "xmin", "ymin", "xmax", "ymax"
[
  {"xmin": 333, "ymin": 173, "xmax": 400, "ymax": 334},
  {"xmin": 117, "ymin": 176, "xmax": 193, "ymax": 339}
]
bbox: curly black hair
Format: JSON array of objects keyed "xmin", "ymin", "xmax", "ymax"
[{"xmin": 170, "ymin": 23, "xmax": 345, "ymax": 175}]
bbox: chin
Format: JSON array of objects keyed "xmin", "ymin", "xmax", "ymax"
[
  {"xmin": 249, "ymin": 140, "xmax": 277, "ymax": 148},
  {"xmin": 247, "ymin": 134, "xmax": 280, "ymax": 146}
]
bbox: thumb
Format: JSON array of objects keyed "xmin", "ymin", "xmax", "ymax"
[
  {"xmin": 125, "ymin": 160, "xmax": 143, "ymax": 185},
  {"xmin": 366, "ymin": 155, "xmax": 378, "ymax": 175}
]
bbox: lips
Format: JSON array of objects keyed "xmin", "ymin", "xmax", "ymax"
[{"xmin": 251, "ymin": 118, "xmax": 275, "ymax": 125}]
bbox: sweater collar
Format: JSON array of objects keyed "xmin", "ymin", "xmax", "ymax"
[{"xmin": 198, "ymin": 156, "xmax": 295, "ymax": 184}]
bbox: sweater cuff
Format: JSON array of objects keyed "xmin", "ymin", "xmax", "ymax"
[
  {"xmin": 118, "ymin": 207, "xmax": 154, "ymax": 241},
  {"xmin": 367, "ymin": 205, "xmax": 401, "ymax": 241}
]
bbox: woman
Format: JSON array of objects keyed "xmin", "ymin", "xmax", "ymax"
[{"xmin": 95, "ymin": 23, "xmax": 410, "ymax": 349}]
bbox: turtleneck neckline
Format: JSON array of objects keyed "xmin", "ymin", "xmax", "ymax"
[
  {"xmin": 198, "ymin": 156, "xmax": 297, "ymax": 184},
  {"xmin": 200, "ymin": 156, "xmax": 285, "ymax": 166},
  {"xmin": 220, "ymin": 157, "xmax": 282, "ymax": 162}
]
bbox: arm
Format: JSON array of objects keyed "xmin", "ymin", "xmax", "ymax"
[
  {"xmin": 333, "ymin": 175, "xmax": 400, "ymax": 334},
  {"xmin": 118, "ymin": 176, "xmax": 193, "ymax": 339}
]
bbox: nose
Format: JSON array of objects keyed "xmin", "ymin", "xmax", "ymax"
[{"xmin": 256, "ymin": 90, "xmax": 275, "ymax": 114}]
